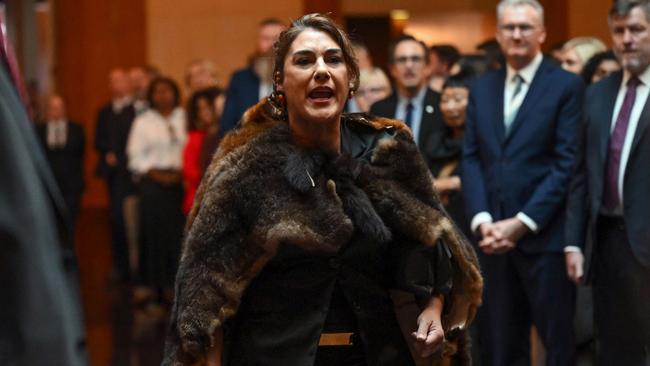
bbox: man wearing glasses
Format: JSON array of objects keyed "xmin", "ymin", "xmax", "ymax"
[
  {"xmin": 461, "ymin": 0, "xmax": 584, "ymax": 364},
  {"xmin": 370, "ymin": 35, "xmax": 448, "ymax": 174}
]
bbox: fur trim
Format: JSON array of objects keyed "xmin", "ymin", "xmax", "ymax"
[{"xmin": 165, "ymin": 99, "xmax": 482, "ymax": 366}]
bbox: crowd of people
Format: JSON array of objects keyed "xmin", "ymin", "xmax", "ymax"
[{"xmin": 25, "ymin": 0, "xmax": 650, "ymax": 365}]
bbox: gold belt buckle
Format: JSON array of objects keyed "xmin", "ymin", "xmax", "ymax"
[{"xmin": 318, "ymin": 332, "xmax": 355, "ymax": 346}]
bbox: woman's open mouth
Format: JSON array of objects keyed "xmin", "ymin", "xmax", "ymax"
[{"xmin": 308, "ymin": 87, "xmax": 335, "ymax": 104}]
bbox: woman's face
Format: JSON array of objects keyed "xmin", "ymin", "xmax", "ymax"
[
  {"xmin": 592, "ymin": 59, "xmax": 621, "ymax": 83},
  {"xmin": 278, "ymin": 29, "xmax": 350, "ymax": 126},
  {"xmin": 561, "ymin": 48, "xmax": 583, "ymax": 74},
  {"xmin": 214, "ymin": 94, "xmax": 225, "ymax": 119},
  {"xmin": 153, "ymin": 82, "xmax": 175, "ymax": 111},
  {"xmin": 196, "ymin": 97, "xmax": 216, "ymax": 128},
  {"xmin": 355, "ymin": 81, "xmax": 390, "ymax": 113},
  {"xmin": 440, "ymin": 86, "xmax": 469, "ymax": 129}
]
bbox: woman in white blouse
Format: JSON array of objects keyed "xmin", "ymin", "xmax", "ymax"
[{"xmin": 127, "ymin": 76, "xmax": 187, "ymax": 304}]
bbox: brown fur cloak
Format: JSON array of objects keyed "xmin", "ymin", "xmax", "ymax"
[{"xmin": 163, "ymin": 99, "xmax": 483, "ymax": 365}]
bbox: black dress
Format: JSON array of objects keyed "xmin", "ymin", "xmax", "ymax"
[
  {"xmin": 430, "ymin": 135, "xmax": 472, "ymax": 238},
  {"xmin": 222, "ymin": 118, "xmax": 452, "ymax": 366}
]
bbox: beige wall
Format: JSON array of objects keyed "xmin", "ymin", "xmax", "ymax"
[
  {"xmin": 344, "ymin": 0, "xmax": 499, "ymax": 53},
  {"xmin": 342, "ymin": 0, "xmax": 498, "ymax": 14},
  {"xmin": 568, "ymin": 0, "xmax": 612, "ymax": 46},
  {"xmin": 146, "ymin": 0, "xmax": 302, "ymax": 94},
  {"xmin": 404, "ymin": 12, "xmax": 496, "ymax": 53}
]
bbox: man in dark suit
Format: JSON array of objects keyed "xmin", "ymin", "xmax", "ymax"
[
  {"xmin": 0, "ymin": 31, "xmax": 86, "ymax": 365},
  {"xmin": 461, "ymin": 0, "xmax": 584, "ymax": 364},
  {"xmin": 95, "ymin": 68, "xmax": 137, "ymax": 282},
  {"xmin": 565, "ymin": 0, "xmax": 650, "ymax": 363},
  {"xmin": 35, "ymin": 94, "xmax": 85, "ymax": 223},
  {"xmin": 220, "ymin": 18, "xmax": 285, "ymax": 136},
  {"xmin": 369, "ymin": 35, "xmax": 448, "ymax": 174}
]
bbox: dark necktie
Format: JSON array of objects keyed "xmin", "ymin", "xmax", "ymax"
[
  {"xmin": 602, "ymin": 76, "xmax": 640, "ymax": 210},
  {"xmin": 511, "ymin": 74, "xmax": 524, "ymax": 101},
  {"xmin": 404, "ymin": 102, "xmax": 414, "ymax": 128},
  {"xmin": 57, "ymin": 122, "xmax": 66, "ymax": 147},
  {"xmin": 505, "ymin": 74, "xmax": 525, "ymax": 133}
]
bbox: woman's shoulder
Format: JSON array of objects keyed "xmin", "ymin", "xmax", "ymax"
[
  {"xmin": 340, "ymin": 113, "xmax": 413, "ymax": 161},
  {"xmin": 215, "ymin": 100, "xmax": 285, "ymax": 160},
  {"xmin": 343, "ymin": 112, "xmax": 410, "ymax": 133}
]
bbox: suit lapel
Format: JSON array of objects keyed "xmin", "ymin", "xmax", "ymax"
[
  {"xmin": 629, "ymin": 88, "xmax": 650, "ymax": 157},
  {"xmin": 492, "ymin": 70, "xmax": 506, "ymax": 146},
  {"xmin": 504, "ymin": 59, "xmax": 553, "ymax": 144},
  {"xmin": 598, "ymin": 73, "xmax": 622, "ymax": 164},
  {"xmin": 418, "ymin": 89, "xmax": 437, "ymax": 146},
  {"xmin": 387, "ymin": 92, "xmax": 399, "ymax": 119}
]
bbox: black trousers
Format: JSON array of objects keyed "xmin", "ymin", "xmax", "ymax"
[
  {"xmin": 138, "ymin": 178, "xmax": 184, "ymax": 289},
  {"xmin": 594, "ymin": 216, "xmax": 650, "ymax": 365},
  {"xmin": 479, "ymin": 249, "xmax": 576, "ymax": 366},
  {"xmin": 107, "ymin": 172, "xmax": 131, "ymax": 279},
  {"xmin": 314, "ymin": 341, "xmax": 366, "ymax": 366}
]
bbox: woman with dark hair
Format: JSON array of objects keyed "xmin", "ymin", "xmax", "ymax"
[
  {"xmin": 127, "ymin": 76, "xmax": 186, "ymax": 305},
  {"xmin": 580, "ymin": 50, "xmax": 621, "ymax": 84},
  {"xmin": 182, "ymin": 86, "xmax": 223, "ymax": 214},
  {"xmin": 163, "ymin": 14, "xmax": 481, "ymax": 366},
  {"xmin": 433, "ymin": 72, "xmax": 472, "ymax": 237}
]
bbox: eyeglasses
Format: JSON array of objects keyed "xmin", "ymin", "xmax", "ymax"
[
  {"xmin": 394, "ymin": 55, "xmax": 425, "ymax": 65},
  {"xmin": 499, "ymin": 24, "xmax": 537, "ymax": 36}
]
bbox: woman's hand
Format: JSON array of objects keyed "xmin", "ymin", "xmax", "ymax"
[
  {"xmin": 411, "ymin": 295, "xmax": 445, "ymax": 357},
  {"xmin": 433, "ymin": 176, "xmax": 461, "ymax": 193}
]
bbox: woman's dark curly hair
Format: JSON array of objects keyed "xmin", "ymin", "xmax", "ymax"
[
  {"xmin": 146, "ymin": 76, "xmax": 181, "ymax": 111},
  {"xmin": 580, "ymin": 50, "xmax": 619, "ymax": 84},
  {"xmin": 186, "ymin": 86, "xmax": 224, "ymax": 132}
]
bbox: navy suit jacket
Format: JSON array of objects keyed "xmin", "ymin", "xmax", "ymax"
[
  {"xmin": 36, "ymin": 121, "xmax": 85, "ymax": 197},
  {"xmin": 94, "ymin": 102, "xmax": 136, "ymax": 178},
  {"xmin": 369, "ymin": 88, "xmax": 449, "ymax": 174},
  {"xmin": 461, "ymin": 58, "xmax": 585, "ymax": 253},
  {"xmin": 566, "ymin": 72, "xmax": 650, "ymax": 269},
  {"xmin": 220, "ymin": 66, "xmax": 260, "ymax": 136},
  {"xmin": 0, "ymin": 64, "xmax": 87, "ymax": 366}
]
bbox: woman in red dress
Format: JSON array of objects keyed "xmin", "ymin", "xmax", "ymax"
[{"xmin": 182, "ymin": 87, "xmax": 223, "ymax": 214}]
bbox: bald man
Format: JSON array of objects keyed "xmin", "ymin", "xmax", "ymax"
[
  {"xmin": 95, "ymin": 68, "xmax": 137, "ymax": 282},
  {"xmin": 35, "ymin": 95, "xmax": 85, "ymax": 223}
]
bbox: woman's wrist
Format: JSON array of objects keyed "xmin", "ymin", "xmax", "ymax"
[{"xmin": 423, "ymin": 294, "xmax": 444, "ymax": 316}]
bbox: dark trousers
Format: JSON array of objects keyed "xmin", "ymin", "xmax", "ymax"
[
  {"xmin": 314, "ymin": 342, "xmax": 367, "ymax": 366},
  {"xmin": 138, "ymin": 178, "xmax": 183, "ymax": 289},
  {"xmin": 594, "ymin": 216, "xmax": 650, "ymax": 365},
  {"xmin": 479, "ymin": 249, "xmax": 576, "ymax": 366},
  {"xmin": 107, "ymin": 173, "xmax": 130, "ymax": 279}
]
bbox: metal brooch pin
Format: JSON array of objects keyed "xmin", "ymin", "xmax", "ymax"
[{"xmin": 306, "ymin": 169, "xmax": 316, "ymax": 187}]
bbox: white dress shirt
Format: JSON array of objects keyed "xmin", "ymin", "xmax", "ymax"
[
  {"xmin": 112, "ymin": 96, "xmax": 133, "ymax": 114},
  {"xmin": 565, "ymin": 66, "xmax": 650, "ymax": 254},
  {"xmin": 470, "ymin": 52, "xmax": 544, "ymax": 234},
  {"xmin": 259, "ymin": 81, "xmax": 273, "ymax": 102},
  {"xmin": 47, "ymin": 119, "xmax": 68, "ymax": 148},
  {"xmin": 503, "ymin": 53, "xmax": 543, "ymax": 130},
  {"xmin": 394, "ymin": 86, "xmax": 428, "ymax": 146},
  {"xmin": 127, "ymin": 107, "xmax": 187, "ymax": 175}
]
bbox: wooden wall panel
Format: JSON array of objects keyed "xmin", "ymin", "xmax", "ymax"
[
  {"xmin": 568, "ymin": 0, "xmax": 611, "ymax": 46},
  {"xmin": 304, "ymin": 0, "xmax": 341, "ymax": 22},
  {"xmin": 146, "ymin": 0, "xmax": 302, "ymax": 96},
  {"xmin": 539, "ymin": 0, "xmax": 569, "ymax": 51},
  {"xmin": 53, "ymin": 0, "xmax": 146, "ymax": 207}
]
